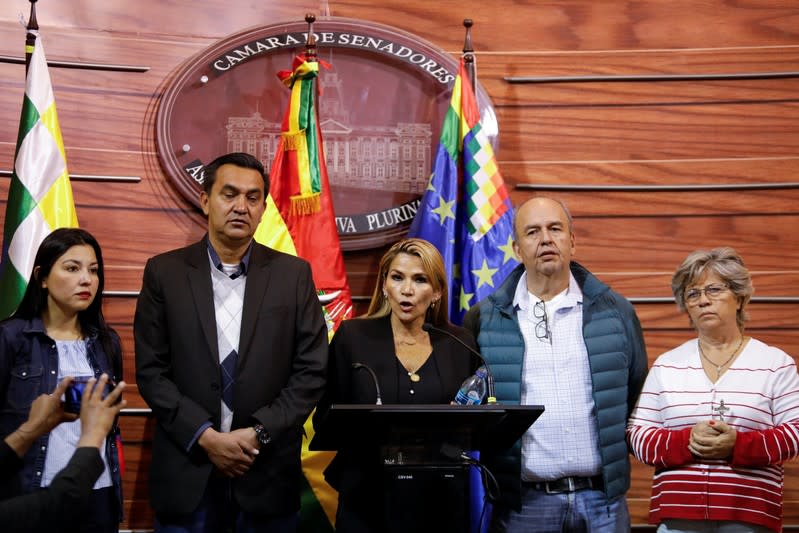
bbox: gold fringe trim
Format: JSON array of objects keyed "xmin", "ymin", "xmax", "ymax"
[
  {"xmin": 282, "ymin": 130, "xmax": 307, "ymax": 151},
  {"xmin": 290, "ymin": 193, "xmax": 321, "ymax": 216}
]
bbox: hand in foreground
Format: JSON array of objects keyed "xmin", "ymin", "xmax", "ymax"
[
  {"xmin": 26, "ymin": 376, "xmax": 79, "ymax": 435},
  {"xmin": 4, "ymin": 377, "xmax": 79, "ymax": 457},
  {"xmin": 198, "ymin": 427, "xmax": 259, "ymax": 478},
  {"xmin": 76, "ymin": 374, "xmax": 126, "ymax": 449},
  {"xmin": 689, "ymin": 420, "xmax": 737, "ymax": 459}
]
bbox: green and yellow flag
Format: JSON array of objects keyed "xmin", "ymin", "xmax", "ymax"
[{"xmin": 0, "ymin": 33, "xmax": 78, "ymax": 319}]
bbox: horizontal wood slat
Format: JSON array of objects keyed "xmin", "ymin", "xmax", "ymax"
[
  {"xmin": 501, "ymin": 159, "xmax": 799, "ymax": 185},
  {"xmin": 496, "ymin": 103, "xmax": 799, "ymax": 161}
]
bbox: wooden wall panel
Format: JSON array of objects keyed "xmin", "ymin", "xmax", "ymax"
[
  {"xmin": 490, "ymin": 79, "xmax": 799, "ymax": 108},
  {"xmin": 1, "ymin": 0, "xmax": 798, "ymax": 529},
  {"xmin": 480, "ymin": 48, "xmax": 799, "ymax": 77},
  {"xmin": 501, "ymin": 158, "xmax": 799, "ymax": 187},
  {"xmin": 496, "ymin": 102, "xmax": 799, "ymax": 160},
  {"xmin": 602, "ymin": 272, "xmax": 799, "ymax": 298}
]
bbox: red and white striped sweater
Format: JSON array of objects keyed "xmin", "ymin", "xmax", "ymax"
[{"xmin": 627, "ymin": 338, "xmax": 799, "ymax": 532}]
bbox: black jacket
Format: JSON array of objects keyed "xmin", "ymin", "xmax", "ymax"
[
  {"xmin": 0, "ymin": 443, "xmax": 103, "ymax": 532},
  {"xmin": 135, "ymin": 238, "xmax": 328, "ymax": 515}
]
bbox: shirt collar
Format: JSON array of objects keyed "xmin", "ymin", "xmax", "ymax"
[
  {"xmin": 513, "ymin": 269, "xmax": 583, "ymax": 312},
  {"xmin": 21, "ymin": 316, "xmax": 99, "ymax": 339},
  {"xmin": 206, "ymin": 238, "xmax": 253, "ymax": 279}
]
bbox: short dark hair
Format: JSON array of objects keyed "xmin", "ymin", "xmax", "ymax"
[{"xmin": 201, "ymin": 152, "xmax": 269, "ymax": 196}]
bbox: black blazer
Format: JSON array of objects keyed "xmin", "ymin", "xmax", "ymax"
[
  {"xmin": 0, "ymin": 445, "xmax": 104, "ymax": 532},
  {"xmin": 134, "ymin": 238, "xmax": 328, "ymax": 515}
]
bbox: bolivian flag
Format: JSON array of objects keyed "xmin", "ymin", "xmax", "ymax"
[{"xmin": 254, "ymin": 52, "xmax": 352, "ymax": 532}]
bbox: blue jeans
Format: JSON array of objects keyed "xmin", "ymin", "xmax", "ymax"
[
  {"xmin": 154, "ymin": 477, "xmax": 298, "ymax": 533},
  {"xmin": 491, "ymin": 485, "xmax": 629, "ymax": 533}
]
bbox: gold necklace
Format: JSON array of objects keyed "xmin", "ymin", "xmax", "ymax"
[
  {"xmin": 397, "ymin": 352, "xmax": 428, "ymax": 383},
  {"xmin": 698, "ymin": 336, "xmax": 744, "ymax": 379},
  {"xmin": 392, "ymin": 325, "xmax": 429, "ymax": 381}
]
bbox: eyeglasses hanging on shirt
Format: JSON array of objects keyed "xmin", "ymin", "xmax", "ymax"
[{"xmin": 533, "ymin": 300, "xmax": 551, "ymax": 342}]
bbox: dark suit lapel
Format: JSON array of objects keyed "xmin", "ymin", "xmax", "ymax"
[
  {"xmin": 187, "ymin": 239, "xmax": 219, "ymax": 362},
  {"xmin": 238, "ymin": 243, "xmax": 272, "ymax": 369}
]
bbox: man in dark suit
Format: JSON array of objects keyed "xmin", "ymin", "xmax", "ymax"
[{"xmin": 134, "ymin": 152, "xmax": 328, "ymax": 532}]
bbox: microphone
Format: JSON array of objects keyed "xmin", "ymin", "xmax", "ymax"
[
  {"xmin": 352, "ymin": 362, "xmax": 383, "ymax": 405},
  {"xmin": 422, "ymin": 322, "xmax": 496, "ymax": 404}
]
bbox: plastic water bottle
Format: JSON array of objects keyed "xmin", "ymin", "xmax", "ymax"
[{"xmin": 454, "ymin": 366, "xmax": 488, "ymax": 405}]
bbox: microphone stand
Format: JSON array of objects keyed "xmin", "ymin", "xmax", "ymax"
[{"xmin": 352, "ymin": 362, "xmax": 383, "ymax": 405}]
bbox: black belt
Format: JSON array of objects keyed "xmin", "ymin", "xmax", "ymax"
[{"xmin": 522, "ymin": 474, "xmax": 603, "ymax": 494}]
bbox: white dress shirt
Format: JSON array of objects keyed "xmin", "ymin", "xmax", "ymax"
[{"xmin": 514, "ymin": 271, "xmax": 603, "ymax": 481}]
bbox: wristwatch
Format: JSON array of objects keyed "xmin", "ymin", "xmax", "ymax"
[{"xmin": 253, "ymin": 423, "xmax": 272, "ymax": 446}]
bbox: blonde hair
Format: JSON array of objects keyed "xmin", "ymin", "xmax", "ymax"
[
  {"xmin": 671, "ymin": 246, "xmax": 753, "ymax": 330},
  {"xmin": 365, "ymin": 238, "xmax": 449, "ymax": 326}
]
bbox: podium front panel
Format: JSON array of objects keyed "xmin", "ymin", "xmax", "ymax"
[{"xmin": 311, "ymin": 403, "xmax": 544, "ymax": 454}]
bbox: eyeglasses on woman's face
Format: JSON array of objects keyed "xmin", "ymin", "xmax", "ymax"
[{"xmin": 684, "ymin": 283, "xmax": 729, "ymax": 304}]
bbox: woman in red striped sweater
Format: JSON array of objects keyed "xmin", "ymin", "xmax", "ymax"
[{"xmin": 627, "ymin": 247, "xmax": 799, "ymax": 533}]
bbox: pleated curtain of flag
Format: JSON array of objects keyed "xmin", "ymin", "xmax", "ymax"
[
  {"xmin": 408, "ymin": 59, "xmax": 517, "ymax": 326},
  {"xmin": 0, "ymin": 34, "xmax": 78, "ymax": 319},
  {"xmin": 253, "ymin": 52, "xmax": 352, "ymax": 532}
]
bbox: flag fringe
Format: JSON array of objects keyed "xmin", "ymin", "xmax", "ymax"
[
  {"xmin": 282, "ymin": 129, "xmax": 307, "ymax": 151},
  {"xmin": 290, "ymin": 193, "xmax": 321, "ymax": 215}
]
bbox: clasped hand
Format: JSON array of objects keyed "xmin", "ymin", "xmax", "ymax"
[
  {"xmin": 688, "ymin": 420, "xmax": 736, "ymax": 460},
  {"xmin": 199, "ymin": 427, "xmax": 260, "ymax": 478}
]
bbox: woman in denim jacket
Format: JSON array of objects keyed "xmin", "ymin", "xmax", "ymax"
[{"xmin": 0, "ymin": 228, "xmax": 123, "ymax": 533}]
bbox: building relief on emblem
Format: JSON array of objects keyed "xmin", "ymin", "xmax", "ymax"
[
  {"xmin": 226, "ymin": 71, "xmax": 431, "ymax": 195},
  {"xmin": 156, "ymin": 18, "xmax": 497, "ymax": 249}
]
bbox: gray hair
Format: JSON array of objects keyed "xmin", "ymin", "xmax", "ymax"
[
  {"xmin": 671, "ymin": 246, "xmax": 753, "ymax": 330},
  {"xmin": 512, "ymin": 196, "xmax": 574, "ymax": 242}
]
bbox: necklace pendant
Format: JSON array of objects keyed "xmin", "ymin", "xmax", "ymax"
[
  {"xmin": 409, "ymin": 372, "xmax": 421, "ymax": 383},
  {"xmin": 713, "ymin": 399, "xmax": 730, "ymax": 420}
]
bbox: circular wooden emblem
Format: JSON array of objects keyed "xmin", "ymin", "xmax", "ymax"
[{"xmin": 156, "ymin": 17, "xmax": 498, "ymax": 250}]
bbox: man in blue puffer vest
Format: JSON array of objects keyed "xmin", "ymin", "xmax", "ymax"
[{"xmin": 464, "ymin": 197, "xmax": 648, "ymax": 533}]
